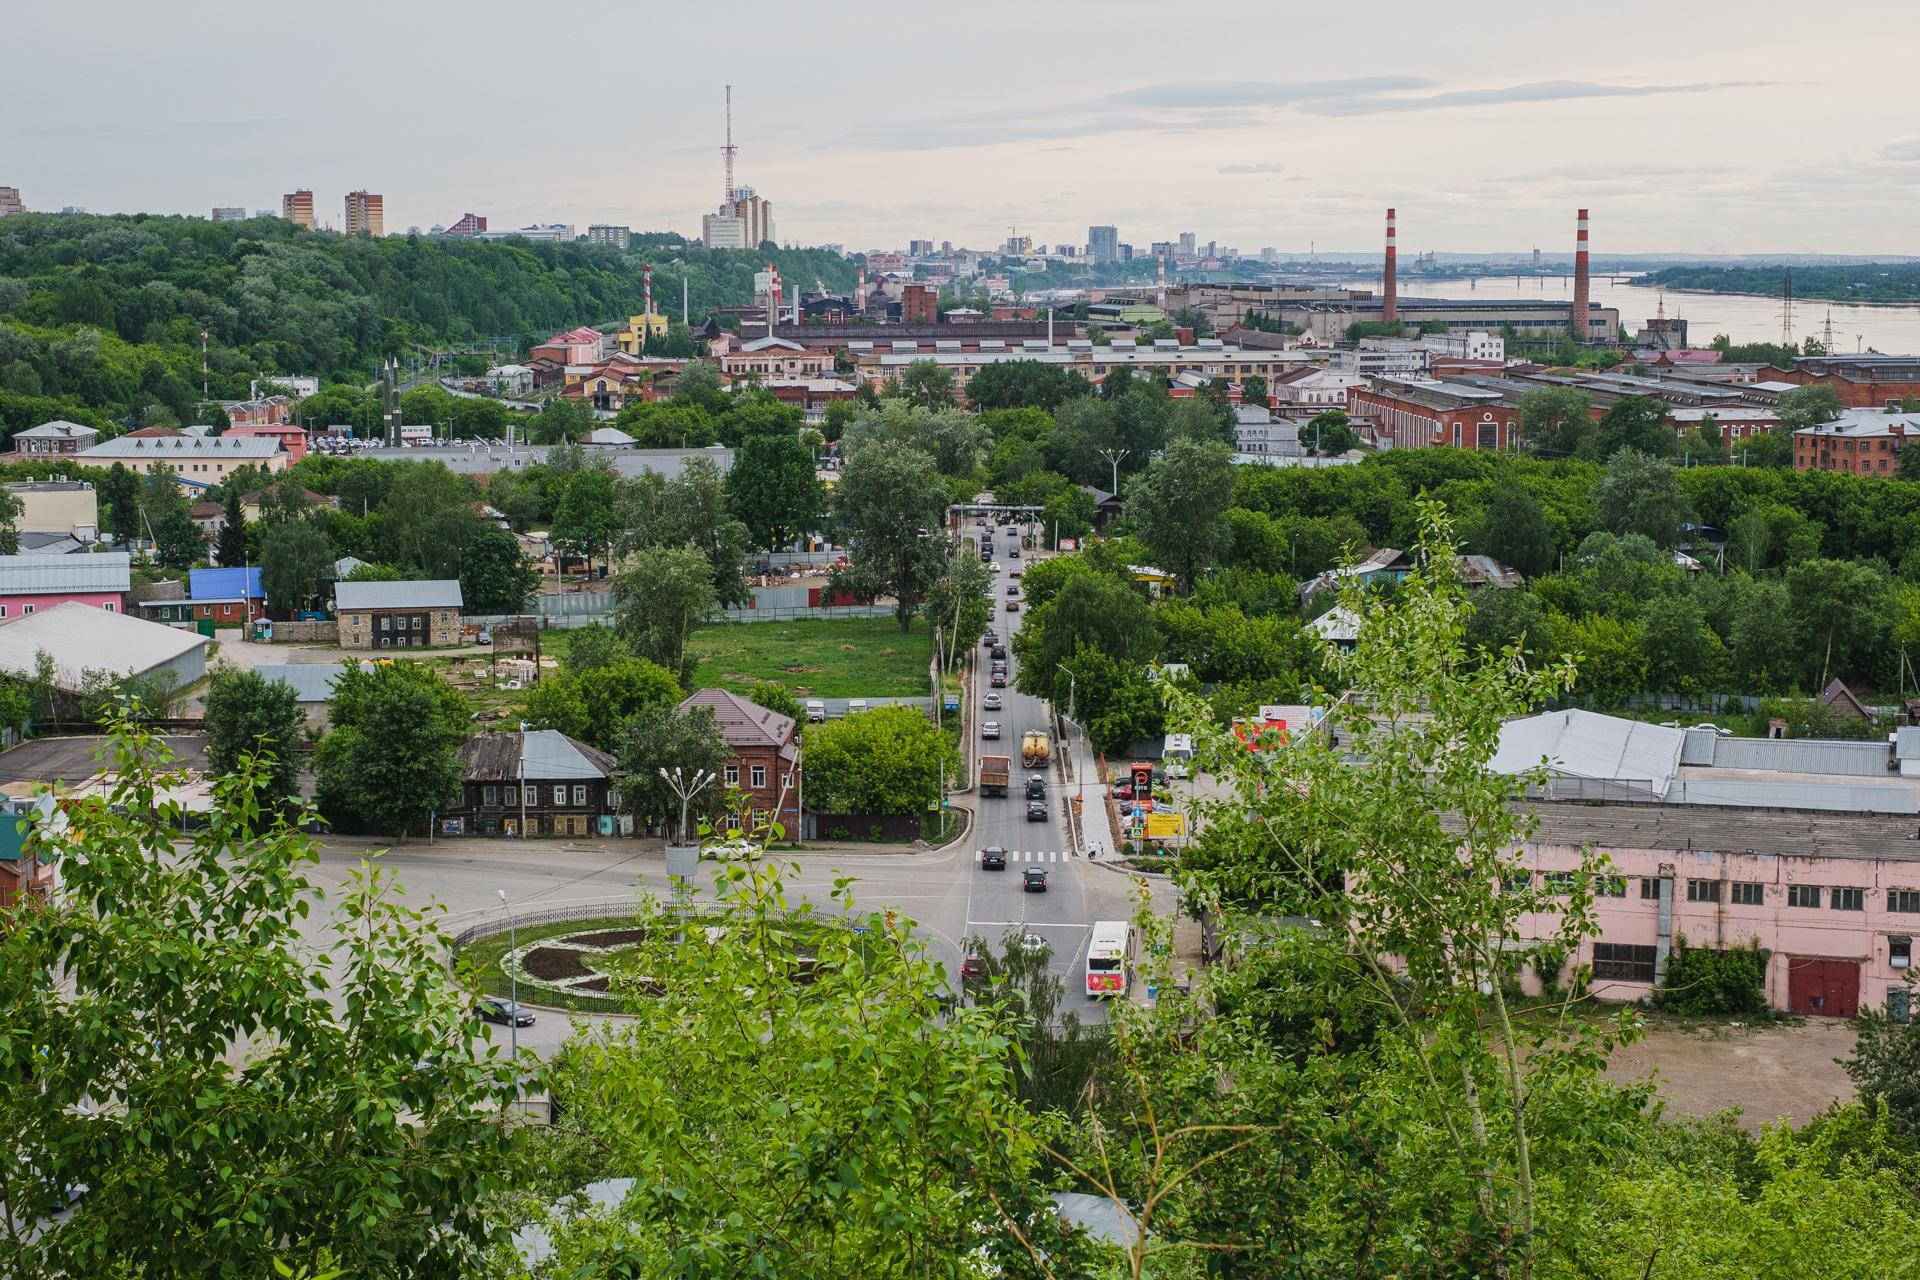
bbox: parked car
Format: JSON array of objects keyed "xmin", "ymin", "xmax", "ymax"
[
  {"xmin": 1112, "ymin": 781, "xmax": 1136, "ymax": 800},
  {"xmin": 980, "ymin": 846, "xmax": 1007, "ymax": 870},
  {"xmin": 1025, "ymin": 776, "xmax": 1047, "ymax": 799},
  {"xmin": 1022, "ymin": 868, "xmax": 1048, "ymax": 893},
  {"xmin": 1026, "ymin": 798, "xmax": 1048, "ymax": 821},
  {"xmin": 990, "ymin": 671, "xmax": 1007, "ymax": 687},
  {"xmin": 982, "ymin": 721, "xmax": 1002, "ymax": 739},
  {"xmin": 475, "ymin": 996, "xmax": 535, "ymax": 1027},
  {"xmin": 983, "ymin": 692, "xmax": 1003, "ymax": 710}
]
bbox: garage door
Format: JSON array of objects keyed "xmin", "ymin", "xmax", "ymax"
[{"xmin": 1786, "ymin": 957, "xmax": 1861, "ymax": 1018}]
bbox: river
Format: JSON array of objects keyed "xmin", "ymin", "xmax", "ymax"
[{"xmin": 1332, "ymin": 274, "xmax": 1920, "ymax": 354}]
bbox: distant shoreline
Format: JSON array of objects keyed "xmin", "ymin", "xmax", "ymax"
[{"xmin": 1622, "ymin": 280, "xmax": 1920, "ymax": 311}]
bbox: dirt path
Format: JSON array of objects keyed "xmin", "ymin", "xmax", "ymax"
[{"xmin": 1605, "ymin": 1016, "xmax": 1857, "ymax": 1130}]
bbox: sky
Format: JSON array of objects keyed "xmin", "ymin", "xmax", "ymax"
[{"xmin": 9, "ymin": 0, "xmax": 1920, "ymax": 257}]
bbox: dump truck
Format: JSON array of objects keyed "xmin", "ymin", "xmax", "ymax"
[
  {"xmin": 979, "ymin": 754, "xmax": 1011, "ymax": 797},
  {"xmin": 1022, "ymin": 731, "xmax": 1051, "ymax": 769}
]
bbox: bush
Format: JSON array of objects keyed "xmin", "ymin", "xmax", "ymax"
[
  {"xmin": 1652, "ymin": 937, "xmax": 1769, "ymax": 1016},
  {"xmin": 826, "ymin": 826, "xmax": 850, "ymax": 841},
  {"xmin": 868, "ymin": 825, "xmax": 885, "ymax": 842}
]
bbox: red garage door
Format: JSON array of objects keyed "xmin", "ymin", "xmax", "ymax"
[{"xmin": 1786, "ymin": 957, "xmax": 1860, "ymax": 1018}]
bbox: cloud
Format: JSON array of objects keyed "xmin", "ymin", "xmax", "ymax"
[
  {"xmin": 1302, "ymin": 79, "xmax": 1769, "ymax": 117},
  {"xmin": 1104, "ymin": 77, "xmax": 1431, "ymax": 109},
  {"xmin": 1218, "ymin": 162, "xmax": 1286, "ymax": 175},
  {"xmin": 1877, "ymin": 138, "xmax": 1920, "ymax": 162}
]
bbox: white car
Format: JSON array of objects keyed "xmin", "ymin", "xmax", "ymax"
[
  {"xmin": 983, "ymin": 692, "xmax": 1003, "ymax": 710},
  {"xmin": 981, "ymin": 721, "xmax": 1002, "ymax": 739}
]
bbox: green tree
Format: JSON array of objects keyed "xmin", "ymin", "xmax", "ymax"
[
  {"xmin": 1474, "ymin": 477, "xmax": 1556, "ymax": 578},
  {"xmin": 742, "ymin": 680, "xmax": 804, "ymax": 725},
  {"xmin": 201, "ymin": 666, "xmax": 306, "ymax": 812},
  {"xmin": 1240, "ymin": 373, "xmax": 1268, "ymax": 406},
  {"xmin": 1125, "ymin": 438, "xmax": 1235, "ymax": 595},
  {"xmin": 611, "ymin": 543, "xmax": 719, "ymax": 682},
  {"xmin": 1306, "ymin": 409, "xmax": 1360, "ymax": 455},
  {"xmin": 458, "ymin": 527, "xmax": 538, "ymax": 615},
  {"xmin": 259, "ymin": 519, "xmax": 332, "ymax": 614},
  {"xmin": 522, "ymin": 656, "xmax": 683, "ymax": 753},
  {"xmin": 961, "ymin": 360, "xmax": 1093, "ymax": 412},
  {"xmin": 375, "ymin": 461, "xmax": 483, "ymax": 577},
  {"xmin": 803, "ymin": 704, "xmax": 955, "ymax": 814},
  {"xmin": 1012, "ymin": 572, "xmax": 1158, "ymax": 701},
  {"xmin": 728, "ymin": 432, "xmax": 824, "ymax": 551},
  {"xmin": 1785, "ymin": 557, "xmax": 1889, "ymax": 688},
  {"xmin": 1596, "ymin": 395, "xmax": 1675, "ymax": 458},
  {"xmin": 1515, "ymin": 386, "xmax": 1596, "ymax": 459},
  {"xmin": 213, "ymin": 488, "xmax": 249, "ymax": 567},
  {"xmin": 559, "ymin": 622, "xmax": 631, "ymax": 675},
  {"xmin": 312, "ymin": 661, "xmax": 466, "ymax": 838},
  {"xmin": 1842, "ymin": 1012, "xmax": 1920, "ymax": 1136},
  {"xmin": 153, "ymin": 502, "xmax": 205, "ymax": 570},
  {"xmin": 1594, "ymin": 449, "xmax": 1688, "ymax": 547},
  {"xmin": 1641, "ymin": 592, "xmax": 1728, "ymax": 694},
  {"xmin": 528, "ymin": 394, "xmax": 591, "ymax": 443},
  {"xmin": 923, "ymin": 550, "xmax": 996, "ymax": 665},
  {"xmin": 896, "ymin": 358, "xmax": 955, "ymax": 409},
  {"xmin": 96, "ymin": 462, "xmax": 142, "ymax": 545},
  {"xmin": 1776, "ymin": 383, "xmax": 1845, "ymax": 430},
  {"xmin": 0, "ymin": 718, "xmax": 518, "ymax": 1278},
  {"xmin": 612, "ymin": 701, "xmax": 732, "ymax": 836},
  {"xmin": 549, "ymin": 464, "xmax": 620, "ymax": 573},
  {"xmin": 828, "ymin": 444, "xmax": 952, "ymax": 631}
]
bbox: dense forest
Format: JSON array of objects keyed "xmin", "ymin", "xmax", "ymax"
[
  {"xmin": 1642, "ymin": 261, "xmax": 1920, "ymax": 304},
  {"xmin": 0, "ymin": 213, "xmax": 856, "ymax": 438}
]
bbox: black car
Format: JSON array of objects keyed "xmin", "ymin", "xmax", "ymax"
[
  {"xmin": 1026, "ymin": 799, "xmax": 1048, "ymax": 822},
  {"xmin": 980, "ymin": 846, "xmax": 1007, "ymax": 869},
  {"xmin": 1022, "ymin": 868, "xmax": 1048, "ymax": 893},
  {"xmin": 991, "ymin": 645, "xmax": 1008, "ymax": 661},
  {"xmin": 1025, "ymin": 776, "xmax": 1047, "ymax": 799},
  {"xmin": 475, "ymin": 996, "xmax": 535, "ymax": 1027},
  {"xmin": 1008, "ymin": 546, "xmax": 1021, "ymax": 558}
]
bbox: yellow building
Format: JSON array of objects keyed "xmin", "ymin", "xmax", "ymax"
[
  {"xmin": 616, "ymin": 311, "xmax": 670, "ymax": 355},
  {"xmin": 71, "ymin": 435, "xmax": 288, "ymax": 488}
]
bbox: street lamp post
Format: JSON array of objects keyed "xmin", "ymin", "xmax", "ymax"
[
  {"xmin": 496, "ymin": 888, "xmax": 519, "ymax": 1076},
  {"xmin": 1097, "ymin": 447, "xmax": 1130, "ymax": 498},
  {"xmin": 659, "ymin": 766, "xmax": 717, "ymax": 846}
]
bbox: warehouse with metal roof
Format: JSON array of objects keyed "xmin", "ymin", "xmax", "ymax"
[{"xmin": 0, "ymin": 601, "xmax": 208, "ymax": 691}]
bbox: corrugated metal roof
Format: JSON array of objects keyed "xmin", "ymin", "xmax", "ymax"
[
  {"xmin": 249, "ymin": 663, "xmax": 353, "ymax": 703},
  {"xmin": 78, "ymin": 436, "xmax": 284, "ymax": 458},
  {"xmin": 188, "ymin": 566, "xmax": 262, "ymax": 602},
  {"xmin": 0, "ymin": 551, "xmax": 130, "ymax": 595},
  {"xmin": 1493, "ymin": 709, "xmax": 1683, "ymax": 797},
  {"xmin": 16, "ymin": 420, "xmax": 98, "ymax": 439},
  {"xmin": 0, "ymin": 602, "xmax": 205, "ymax": 688},
  {"xmin": 334, "ymin": 579, "xmax": 463, "ymax": 611},
  {"xmin": 457, "ymin": 729, "xmax": 614, "ymax": 782}
]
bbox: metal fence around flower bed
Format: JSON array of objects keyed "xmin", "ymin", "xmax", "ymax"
[{"xmin": 448, "ymin": 898, "xmax": 650, "ymax": 951}]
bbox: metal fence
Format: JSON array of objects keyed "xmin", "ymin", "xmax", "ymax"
[{"xmin": 447, "ymin": 897, "xmax": 646, "ymax": 950}]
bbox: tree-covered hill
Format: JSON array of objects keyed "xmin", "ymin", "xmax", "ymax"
[
  {"xmin": 0, "ymin": 213, "xmax": 855, "ymax": 437},
  {"xmin": 1642, "ymin": 261, "xmax": 1920, "ymax": 304}
]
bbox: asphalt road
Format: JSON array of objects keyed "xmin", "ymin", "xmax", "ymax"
[{"xmin": 292, "ymin": 528, "xmax": 1137, "ymax": 1060}]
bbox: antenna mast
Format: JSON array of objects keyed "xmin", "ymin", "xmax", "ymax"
[
  {"xmin": 1779, "ymin": 267, "xmax": 1794, "ymax": 348},
  {"xmin": 722, "ymin": 85, "xmax": 737, "ymax": 206}
]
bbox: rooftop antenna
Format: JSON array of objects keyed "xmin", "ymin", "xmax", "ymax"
[{"xmin": 722, "ymin": 84, "xmax": 737, "ymax": 206}]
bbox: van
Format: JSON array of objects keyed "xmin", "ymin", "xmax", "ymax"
[
  {"xmin": 1163, "ymin": 732, "xmax": 1194, "ymax": 780},
  {"xmin": 847, "ymin": 699, "xmax": 870, "ymax": 716},
  {"xmin": 805, "ymin": 699, "xmax": 826, "ymax": 723}
]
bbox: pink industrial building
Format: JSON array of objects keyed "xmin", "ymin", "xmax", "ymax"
[
  {"xmin": 1494, "ymin": 710, "xmax": 1920, "ymax": 1019},
  {"xmin": 224, "ymin": 422, "xmax": 310, "ymax": 462}
]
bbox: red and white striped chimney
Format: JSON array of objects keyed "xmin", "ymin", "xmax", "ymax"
[
  {"xmin": 643, "ymin": 262, "xmax": 653, "ymax": 318},
  {"xmin": 855, "ymin": 266, "xmax": 866, "ymax": 314},
  {"xmin": 1572, "ymin": 208, "xmax": 1590, "ymax": 342},
  {"xmin": 1382, "ymin": 208, "xmax": 1398, "ymax": 327}
]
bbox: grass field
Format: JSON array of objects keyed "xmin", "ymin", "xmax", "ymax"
[{"xmin": 687, "ymin": 617, "xmax": 935, "ymax": 699}]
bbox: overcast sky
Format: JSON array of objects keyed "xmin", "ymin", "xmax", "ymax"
[{"xmin": 9, "ymin": 0, "xmax": 1918, "ymax": 256}]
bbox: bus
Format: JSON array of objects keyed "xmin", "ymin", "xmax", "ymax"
[{"xmin": 1085, "ymin": 920, "xmax": 1132, "ymax": 999}]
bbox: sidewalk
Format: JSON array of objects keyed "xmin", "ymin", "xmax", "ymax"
[{"xmin": 1065, "ymin": 731, "xmax": 1118, "ymax": 862}]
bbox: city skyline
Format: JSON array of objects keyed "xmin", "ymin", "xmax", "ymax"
[{"xmin": 7, "ymin": 0, "xmax": 1920, "ymax": 254}]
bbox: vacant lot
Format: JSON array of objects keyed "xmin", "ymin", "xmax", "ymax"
[
  {"xmin": 1606, "ymin": 1016, "xmax": 1857, "ymax": 1130},
  {"xmin": 688, "ymin": 617, "xmax": 934, "ymax": 699}
]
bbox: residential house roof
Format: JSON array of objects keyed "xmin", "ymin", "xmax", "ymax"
[
  {"xmin": 0, "ymin": 551, "xmax": 131, "ymax": 595},
  {"xmin": 188, "ymin": 566, "xmax": 263, "ymax": 602},
  {"xmin": 334, "ymin": 579, "xmax": 464, "ymax": 611},
  {"xmin": 546, "ymin": 326, "xmax": 604, "ymax": 346},
  {"xmin": 16, "ymin": 420, "xmax": 99, "ymax": 441},
  {"xmin": 582, "ymin": 426, "xmax": 636, "ymax": 446},
  {"xmin": 1818, "ymin": 678, "xmax": 1871, "ymax": 721},
  {"xmin": 678, "ymin": 688, "xmax": 797, "ymax": 760},
  {"xmin": 457, "ymin": 729, "xmax": 616, "ymax": 782},
  {"xmin": 249, "ymin": 662, "xmax": 354, "ymax": 704}
]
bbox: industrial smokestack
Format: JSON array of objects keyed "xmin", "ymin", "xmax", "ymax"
[
  {"xmin": 1382, "ymin": 208, "xmax": 1398, "ymax": 327},
  {"xmin": 643, "ymin": 262, "xmax": 653, "ymax": 318},
  {"xmin": 1156, "ymin": 252, "xmax": 1167, "ymax": 310},
  {"xmin": 1572, "ymin": 208, "xmax": 1590, "ymax": 343},
  {"xmin": 855, "ymin": 266, "xmax": 866, "ymax": 314}
]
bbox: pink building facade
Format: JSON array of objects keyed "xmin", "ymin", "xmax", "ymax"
[
  {"xmin": 1517, "ymin": 836, "xmax": 1916, "ymax": 1018},
  {"xmin": 225, "ymin": 422, "xmax": 309, "ymax": 462},
  {"xmin": 0, "ymin": 590, "xmax": 123, "ymax": 619}
]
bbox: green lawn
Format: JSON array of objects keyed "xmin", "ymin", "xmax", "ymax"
[{"xmin": 687, "ymin": 617, "xmax": 935, "ymax": 699}]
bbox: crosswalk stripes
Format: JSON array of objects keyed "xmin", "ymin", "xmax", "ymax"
[{"xmin": 974, "ymin": 849, "xmax": 1079, "ymax": 863}]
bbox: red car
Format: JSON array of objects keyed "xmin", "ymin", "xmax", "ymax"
[{"xmin": 990, "ymin": 672, "xmax": 1007, "ymax": 687}]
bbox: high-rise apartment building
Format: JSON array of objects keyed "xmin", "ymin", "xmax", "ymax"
[
  {"xmin": 281, "ymin": 190, "xmax": 314, "ymax": 228},
  {"xmin": 702, "ymin": 211, "xmax": 747, "ymax": 248},
  {"xmin": 344, "ymin": 190, "xmax": 384, "ymax": 237},
  {"xmin": 909, "ymin": 239, "xmax": 934, "ymax": 258},
  {"xmin": 0, "ymin": 186, "xmax": 28, "ymax": 217},
  {"xmin": 1177, "ymin": 231, "xmax": 1197, "ymax": 257},
  {"xmin": 211, "ymin": 206, "xmax": 247, "ymax": 222},
  {"xmin": 586, "ymin": 224, "xmax": 631, "ymax": 249},
  {"xmin": 1087, "ymin": 225, "xmax": 1119, "ymax": 265},
  {"xmin": 730, "ymin": 191, "xmax": 774, "ymax": 247}
]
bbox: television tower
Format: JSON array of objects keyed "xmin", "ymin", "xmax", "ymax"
[{"xmin": 722, "ymin": 85, "xmax": 737, "ymax": 206}]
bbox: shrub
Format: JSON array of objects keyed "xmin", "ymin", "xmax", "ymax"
[
  {"xmin": 1652, "ymin": 936, "xmax": 1769, "ymax": 1016},
  {"xmin": 826, "ymin": 826, "xmax": 850, "ymax": 841}
]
